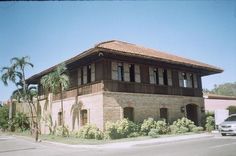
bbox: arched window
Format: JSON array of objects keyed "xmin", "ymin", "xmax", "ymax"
[
  {"xmin": 160, "ymin": 108, "xmax": 168, "ymax": 122},
  {"xmin": 123, "ymin": 107, "xmax": 134, "ymax": 121}
]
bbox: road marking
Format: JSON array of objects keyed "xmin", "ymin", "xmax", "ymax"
[{"xmin": 209, "ymin": 142, "xmax": 236, "ymax": 149}]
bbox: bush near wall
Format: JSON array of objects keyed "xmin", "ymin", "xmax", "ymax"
[
  {"xmin": 205, "ymin": 116, "xmax": 215, "ymax": 132},
  {"xmin": 76, "ymin": 124, "xmax": 104, "ymax": 140},
  {"xmin": 105, "ymin": 118, "xmax": 140, "ymax": 139}
]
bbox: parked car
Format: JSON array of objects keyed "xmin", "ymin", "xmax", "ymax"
[{"xmin": 219, "ymin": 114, "xmax": 236, "ymax": 136}]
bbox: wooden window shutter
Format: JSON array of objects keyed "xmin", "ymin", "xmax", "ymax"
[
  {"xmin": 178, "ymin": 72, "xmax": 184, "ymax": 87},
  {"xmin": 149, "ymin": 66, "xmax": 155, "ymax": 84},
  {"xmin": 78, "ymin": 68, "xmax": 81, "ymax": 85},
  {"xmin": 158, "ymin": 68, "xmax": 164, "ymax": 85},
  {"xmin": 83, "ymin": 66, "xmax": 87, "ymax": 84},
  {"xmin": 135, "ymin": 64, "xmax": 141, "ymax": 83},
  {"xmin": 111, "ymin": 61, "xmax": 118, "ymax": 80},
  {"xmin": 167, "ymin": 70, "xmax": 172, "ymax": 86},
  {"xmin": 124, "ymin": 63, "xmax": 130, "ymax": 82},
  {"xmin": 193, "ymin": 74, "xmax": 198, "ymax": 88},
  {"xmin": 91, "ymin": 63, "xmax": 95, "ymax": 82},
  {"xmin": 186, "ymin": 73, "xmax": 192, "ymax": 88}
]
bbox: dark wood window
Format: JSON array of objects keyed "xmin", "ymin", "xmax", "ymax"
[
  {"xmin": 81, "ymin": 68, "xmax": 84, "ymax": 85},
  {"xmin": 129, "ymin": 64, "xmax": 135, "ymax": 82},
  {"xmin": 160, "ymin": 108, "xmax": 168, "ymax": 122},
  {"xmin": 124, "ymin": 107, "xmax": 134, "ymax": 121},
  {"xmin": 153, "ymin": 68, "xmax": 159, "ymax": 84},
  {"xmin": 87, "ymin": 65, "xmax": 91, "ymax": 83},
  {"xmin": 81, "ymin": 110, "xmax": 88, "ymax": 126},
  {"xmin": 190, "ymin": 74, "xmax": 194, "ymax": 88},
  {"xmin": 163, "ymin": 69, "xmax": 168, "ymax": 85},
  {"xmin": 118, "ymin": 63, "xmax": 124, "ymax": 81},
  {"xmin": 58, "ymin": 112, "xmax": 62, "ymax": 126},
  {"xmin": 182, "ymin": 72, "xmax": 187, "ymax": 88}
]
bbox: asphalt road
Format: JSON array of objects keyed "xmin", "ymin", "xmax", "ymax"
[{"xmin": 0, "ymin": 134, "xmax": 236, "ymax": 156}]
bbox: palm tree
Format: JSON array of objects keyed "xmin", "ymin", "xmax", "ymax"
[
  {"xmin": 11, "ymin": 56, "xmax": 33, "ymax": 94},
  {"xmin": 40, "ymin": 63, "xmax": 70, "ymax": 133},
  {"xmin": 0, "ymin": 56, "xmax": 39, "ymax": 141}
]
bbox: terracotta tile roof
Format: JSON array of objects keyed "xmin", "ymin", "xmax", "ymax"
[
  {"xmin": 96, "ymin": 40, "xmax": 223, "ymax": 73},
  {"xmin": 26, "ymin": 40, "xmax": 223, "ymax": 83}
]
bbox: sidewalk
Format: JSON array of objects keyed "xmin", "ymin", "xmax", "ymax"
[{"xmin": 43, "ymin": 133, "xmax": 214, "ymax": 149}]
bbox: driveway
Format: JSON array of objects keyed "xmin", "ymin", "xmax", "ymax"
[{"xmin": 0, "ymin": 134, "xmax": 235, "ymax": 156}]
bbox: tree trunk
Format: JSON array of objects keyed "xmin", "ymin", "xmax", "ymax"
[{"xmin": 60, "ymin": 86, "xmax": 64, "ymax": 136}]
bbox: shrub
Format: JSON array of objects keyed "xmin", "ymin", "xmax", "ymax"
[
  {"xmin": 205, "ymin": 116, "xmax": 215, "ymax": 132},
  {"xmin": 148, "ymin": 129, "xmax": 160, "ymax": 138},
  {"xmin": 155, "ymin": 120, "xmax": 169, "ymax": 134},
  {"xmin": 0, "ymin": 105, "xmax": 9, "ymax": 131},
  {"xmin": 169, "ymin": 125, "xmax": 179, "ymax": 134},
  {"xmin": 192, "ymin": 126, "xmax": 204, "ymax": 133},
  {"xmin": 140, "ymin": 118, "xmax": 157, "ymax": 135},
  {"xmin": 105, "ymin": 119, "xmax": 139, "ymax": 139},
  {"xmin": 55, "ymin": 125, "xmax": 70, "ymax": 137},
  {"xmin": 128, "ymin": 132, "xmax": 140, "ymax": 138},
  {"xmin": 76, "ymin": 124, "xmax": 103, "ymax": 140},
  {"xmin": 170, "ymin": 117, "xmax": 196, "ymax": 134},
  {"xmin": 201, "ymin": 111, "xmax": 214, "ymax": 127},
  {"xmin": 13, "ymin": 112, "xmax": 30, "ymax": 132}
]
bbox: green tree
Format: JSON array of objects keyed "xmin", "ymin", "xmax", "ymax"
[
  {"xmin": 40, "ymin": 63, "xmax": 70, "ymax": 136},
  {"xmin": 227, "ymin": 106, "xmax": 236, "ymax": 115},
  {"xmin": 209, "ymin": 82, "xmax": 236, "ymax": 96},
  {"xmin": 0, "ymin": 56, "xmax": 40, "ymax": 141},
  {"xmin": 0, "ymin": 105, "xmax": 9, "ymax": 131}
]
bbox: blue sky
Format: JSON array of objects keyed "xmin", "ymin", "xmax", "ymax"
[{"xmin": 0, "ymin": 1, "xmax": 236, "ymax": 101}]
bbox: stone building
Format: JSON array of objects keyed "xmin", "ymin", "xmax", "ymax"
[{"xmin": 27, "ymin": 40, "xmax": 223, "ymax": 133}]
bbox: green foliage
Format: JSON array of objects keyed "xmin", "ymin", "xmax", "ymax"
[
  {"xmin": 208, "ymin": 82, "xmax": 236, "ymax": 96},
  {"xmin": 76, "ymin": 124, "xmax": 104, "ymax": 140},
  {"xmin": 170, "ymin": 117, "xmax": 196, "ymax": 134},
  {"xmin": 55, "ymin": 125, "xmax": 70, "ymax": 137},
  {"xmin": 201, "ymin": 111, "xmax": 214, "ymax": 126},
  {"xmin": 105, "ymin": 119, "xmax": 140, "ymax": 139},
  {"xmin": 205, "ymin": 116, "xmax": 215, "ymax": 132},
  {"xmin": 0, "ymin": 105, "xmax": 9, "ymax": 131},
  {"xmin": 140, "ymin": 118, "xmax": 157, "ymax": 135},
  {"xmin": 192, "ymin": 126, "xmax": 204, "ymax": 133},
  {"xmin": 227, "ymin": 106, "xmax": 236, "ymax": 115},
  {"xmin": 148, "ymin": 129, "xmax": 160, "ymax": 138},
  {"xmin": 13, "ymin": 112, "xmax": 30, "ymax": 132},
  {"xmin": 155, "ymin": 120, "xmax": 169, "ymax": 134}
]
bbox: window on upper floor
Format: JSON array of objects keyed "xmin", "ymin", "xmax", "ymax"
[
  {"xmin": 129, "ymin": 64, "xmax": 135, "ymax": 82},
  {"xmin": 87, "ymin": 65, "xmax": 91, "ymax": 83},
  {"xmin": 179, "ymin": 72, "xmax": 197, "ymax": 88},
  {"xmin": 153, "ymin": 68, "xmax": 159, "ymax": 85},
  {"xmin": 149, "ymin": 67, "xmax": 172, "ymax": 86},
  {"xmin": 78, "ymin": 64, "xmax": 95, "ymax": 86},
  {"xmin": 163, "ymin": 69, "xmax": 168, "ymax": 86},
  {"xmin": 117, "ymin": 63, "xmax": 124, "ymax": 81}
]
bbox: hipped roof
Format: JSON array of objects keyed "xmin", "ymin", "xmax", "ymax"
[{"xmin": 27, "ymin": 40, "xmax": 223, "ymax": 83}]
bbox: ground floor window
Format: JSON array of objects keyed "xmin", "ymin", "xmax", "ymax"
[
  {"xmin": 123, "ymin": 107, "xmax": 134, "ymax": 121},
  {"xmin": 160, "ymin": 108, "xmax": 168, "ymax": 122},
  {"xmin": 80, "ymin": 109, "xmax": 88, "ymax": 126},
  {"xmin": 58, "ymin": 112, "xmax": 62, "ymax": 126}
]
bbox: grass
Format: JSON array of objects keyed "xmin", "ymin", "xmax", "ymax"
[{"xmin": 0, "ymin": 130, "xmax": 204, "ymax": 145}]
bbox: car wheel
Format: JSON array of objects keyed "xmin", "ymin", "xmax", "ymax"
[{"xmin": 221, "ymin": 133, "xmax": 226, "ymax": 136}]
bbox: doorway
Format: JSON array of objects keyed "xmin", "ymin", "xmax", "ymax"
[{"xmin": 186, "ymin": 104, "xmax": 198, "ymax": 125}]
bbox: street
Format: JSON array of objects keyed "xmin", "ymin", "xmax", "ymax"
[{"xmin": 0, "ymin": 134, "xmax": 236, "ymax": 156}]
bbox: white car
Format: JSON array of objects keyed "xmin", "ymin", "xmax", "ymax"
[{"xmin": 219, "ymin": 114, "xmax": 236, "ymax": 136}]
